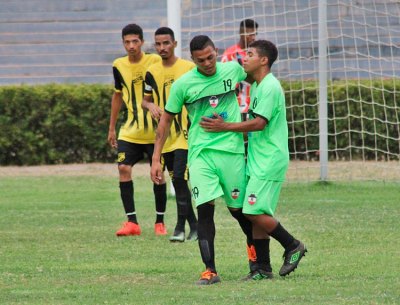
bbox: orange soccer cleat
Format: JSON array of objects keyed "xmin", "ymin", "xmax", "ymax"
[
  {"xmin": 116, "ymin": 221, "xmax": 141, "ymax": 236},
  {"xmin": 196, "ymin": 269, "xmax": 221, "ymax": 285},
  {"xmin": 154, "ymin": 223, "xmax": 167, "ymax": 236}
]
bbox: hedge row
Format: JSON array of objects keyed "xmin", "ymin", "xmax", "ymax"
[
  {"xmin": 0, "ymin": 81, "xmax": 399, "ymax": 165},
  {"xmin": 0, "ymin": 84, "xmax": 115, "ymax": 165}
]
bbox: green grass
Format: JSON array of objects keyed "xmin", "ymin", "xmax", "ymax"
[{"xmin": 0, "ymin": 175, "xmax": 399, "ymax": 305}]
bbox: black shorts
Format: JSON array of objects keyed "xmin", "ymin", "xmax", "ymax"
[
  {"xmin": 162, "ymin": 149, "xmax": 189, "ymax": 181},
  {"xmin": 117, "ymin": 140, "xmax": 154, "ymax": 166}
]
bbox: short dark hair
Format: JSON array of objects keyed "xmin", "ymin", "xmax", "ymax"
[
  {"xmin": 249, "ymin": 40, "xmax": 278, "ymax": 68},
  {"xmin": 122, "ymin": 24, "xmax": 143, "ymax": 40},
  {"xmin": 189, "ymin": 35, "xmax": 215, "ymax": 54},
  {"xmin": 240, "ymin": 19, "xmax": 258, "ymax": 30},
  {"xmin": 155, "ymin": 27, "xmax": 175, "ymax": 40}
]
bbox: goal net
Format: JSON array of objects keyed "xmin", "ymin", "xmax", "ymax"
[{"xmin": 180, "ymin": 0, "xmax": 400, "ymax": 182}]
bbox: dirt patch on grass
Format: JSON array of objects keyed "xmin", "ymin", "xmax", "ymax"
[
  {"xmin": 1, "ymin": 161, "xmax": 399, "ymax": 182},
  {"xmin": 0, "ymin": 163, "xmax": 149, "ymax": 178}
]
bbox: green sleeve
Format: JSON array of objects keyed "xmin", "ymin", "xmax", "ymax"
[
  {"xmin": 165, "ymin": 81, "xmax": 184, "ymax": 114},
  {"xmin": 253, "ymin": 82, "xmax": 276, "ymax": 121}
]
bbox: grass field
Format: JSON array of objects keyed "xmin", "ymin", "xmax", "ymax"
[{"xmin": 0, "ymin": 170, "xmax": 399, "ymax": 305}]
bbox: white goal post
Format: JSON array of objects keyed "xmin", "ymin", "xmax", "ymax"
[{"xmin": 168, "ymin": 0, "xmax": 400, "ymax": 182}]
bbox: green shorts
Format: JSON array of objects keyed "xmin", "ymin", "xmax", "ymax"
[
  {"xmin": 243, "ymin": 177, "xmax": 283, "ymax": 216},
  {"xmin": 189, "ymin": 149, "xmax": 246, "ymax": 208}
]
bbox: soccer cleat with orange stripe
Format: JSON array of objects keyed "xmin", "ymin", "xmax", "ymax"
[
  {"xmin": 196, "ymin": 269, "xmax": 221, "ymax": 285},
  {"xmin": 154, "ymin": 223, "xmax": 167, "ymax": 235},
  {"xmin": 246, "ymin": 243, "xmax": 258, "ymax": 272},
  {"xmin": 116, "ymin": 221, "xmax": 141, "ymax": 236}
]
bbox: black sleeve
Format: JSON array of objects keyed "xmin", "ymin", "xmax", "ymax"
[
  {"xmin": 144, "ymin": 71, "xmax": 156, "ymax": 95},
  {"xmin": 113, "ymin": 67, "xmax": 123, "ymax": 91}
]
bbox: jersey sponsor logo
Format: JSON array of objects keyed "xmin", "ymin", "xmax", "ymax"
[
  {"xmin": 132, "ymin": 73, "xmax": 144, "ymax": 84},
  {"xmin": 117, "ymin": 152, "xmax": 126, "ymax": 163},
  {"xmin": 231, "ymin": 188, "xmax": 240, "ymax": 199},
  {"xmin": 209, "ymin": 96, "xmax": 219, "ymax": 108},
  {"xmin": 248, "ymin": 194, "xmax": 257, "ymax": 205},
  {"xmin": 164, "ymin": 77, "xmax": 174, "ymax": 87}
]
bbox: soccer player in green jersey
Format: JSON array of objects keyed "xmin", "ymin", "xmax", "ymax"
[
  {"xmin": 200, "ymin": 40, "xmax": 307, "ymax": 279},
  {"xmin": 151, "ymin": 35, "xmax": 259, "ymax": 285},
  {"xmin": 142, "ymin": 27, "xmax": 198, "ymax": 242},
  {"xmin": 108, "ymin": 24, "xmax": 168, "ymax": 237}
]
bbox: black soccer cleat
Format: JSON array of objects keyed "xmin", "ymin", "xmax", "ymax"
[
  {"xmin": 169, "ymin": 230, "xmax": 185, "ymax": 242},
  {"xmin": 279, "ymin": 241, "xmax": 307, "ymax": 276},
  {"xmin": 196, "ymin": 269, "xmax": 221, "ymax": 285},
  {"xmin": 187, "ymin": 229, "xmax": 198, "ymax": 241},
  {"xmin": 242, "ymin": 269, "xmax": 274, "ymax": 281}
]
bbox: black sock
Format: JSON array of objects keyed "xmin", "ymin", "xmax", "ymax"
[
  {"xmin": 197, "ymin": 203, "xmax": 216, "ymax": 272},
  {"xmin": 119, "ymin": 181, "xmax": 137, "ymax": 223},
  {"xmin": 185, "ymin": 188, "xmax": 198, "ymax": 229},
  {"xmin": 270, "ymin": 222, "xmax": 298, "ymax": 251},
  {"xmin": 173, "ymin": 178, "xmax": 189, "ymax": 232},
  {"xmin": 253, "ymin": 239, "xmax": 272, "ymax": 272},
  {"xmin": 229, "ymin": 208, "xmax": 253, "ymax": 242},
  {"xmin": 154, "ymin": 183, "xmax": 167, "ymax": 223}
]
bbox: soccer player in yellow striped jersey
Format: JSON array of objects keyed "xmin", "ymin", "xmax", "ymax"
[
  {"xmin": 108, "ymin": 24, "xmax": 168, "ymax": 237},
  {"xmin": 142, "ymin": 27, "xmax": 198, "ymax": 242}
]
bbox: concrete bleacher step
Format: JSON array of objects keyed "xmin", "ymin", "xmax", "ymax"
[
  {"xmin": 0, "ymin": 0, "xmax": 398, "ymax": 86},
  {"xmin": 0, "ymin": 42, "xmax": 123, "ymax": 56},
  {"xmin": 0, "ymin": 64, "xmax": 110, "ymax": 77},
  {"xmin": 0, "ymin": 0, "xmax": 165, "ymax": 13},
  {"xmin": 0, "ymin": 9, "xmax": 167, "ymax": 23},
  {"xmin": 0, "ymin": 75, "xmax": 113, "ymax": 86},
  {"xmin": 0, "ymin": 53, "xmax": 120, "ymax": 66}
]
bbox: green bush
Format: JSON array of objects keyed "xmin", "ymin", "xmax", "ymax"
[
  {"xmin": 0, "ymin": 84, "xmax": 116, "ymax": 165},
  {"xmin": 0, "ymin": 81, "xmax": 398, "ymax": 165}
]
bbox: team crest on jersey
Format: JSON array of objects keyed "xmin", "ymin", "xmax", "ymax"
[
  {"xmin": 117, "ymin": 152, "xmax": 126, "ymax": 163},
  {"xmin": 231, "ymin": 188, "xmax": 240, "ymax": 199},
  {"xmin": 209, "ymin": 96, "xmax": 218, "ymax": 108},
  {"xmin": 248, "ymin": 194, "xmax": 257, "ymax": 205},
  {"xmin": 132, "ymin": 73, "xmax": 143, "ymax": 84}
]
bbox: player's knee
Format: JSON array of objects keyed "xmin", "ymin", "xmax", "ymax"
[
  {"xmin": 118, "ymin": 164, "xmax": 132, "ymax": 179},
  {"xmin": 244, "ymin": 213, "xmax": 256, "ymax": 222}
]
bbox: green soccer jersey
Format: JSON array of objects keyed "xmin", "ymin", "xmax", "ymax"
[
  {"xmin": 165, "ymin": 61, "xmax": 246, "ymax": 165},
  {"xmin": 247, "ymin": 73, "xmax": 289, "ymax": 181}
]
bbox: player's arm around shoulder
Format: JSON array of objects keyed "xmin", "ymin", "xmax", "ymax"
[{"xmin": 200, "ymin": 113, "xmax": 266, "ymax": 133}]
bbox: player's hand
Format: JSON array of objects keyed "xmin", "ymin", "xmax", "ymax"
[
  {"xmin": 200, "ymin": 113, "xmax": 226, "ymax": 132},
  {"xmin": 107, "ymin": 130, "xmax": 118, "ymax": 148},
  {"xmin": 147, "ymin": 104, "xmax": 163, "ymax": 120},
  {"xmin": 151, "ymin": 161, "xmax": 163, "ymax": 184}
]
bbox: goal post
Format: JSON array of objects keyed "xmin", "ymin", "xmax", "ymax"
[
  {"xmin": 174, "ymin": 0, "xmax": 400, "ymax": 182},
  {"xmin": 318, "ymin": 0, "xmax": 328, "ymax": 181}
]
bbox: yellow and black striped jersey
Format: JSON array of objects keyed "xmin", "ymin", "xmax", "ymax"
[
  {"xmin": 113, "ymin": 53, "xmax": 161, "ymax": 144},
  {"xmin": 144, "ymin": 58, "xmax": 195, "ymax": 153},
  {"xmin": 145, "ymin": 58, "xmax": 195, "ymax": 153}
]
